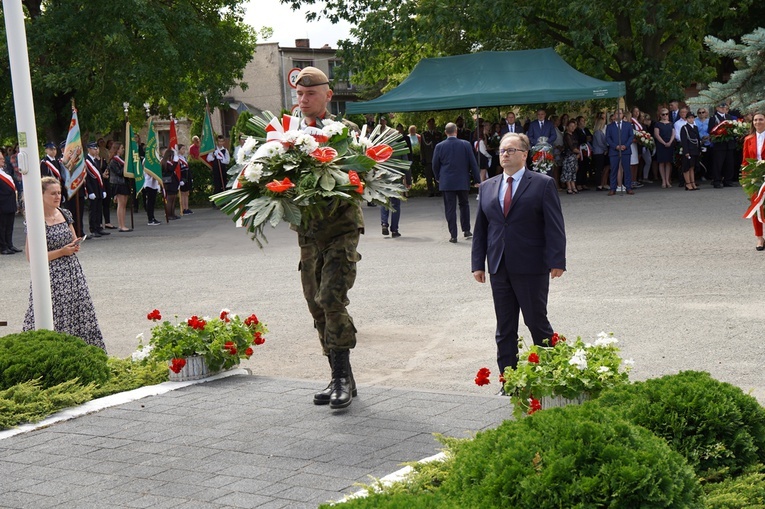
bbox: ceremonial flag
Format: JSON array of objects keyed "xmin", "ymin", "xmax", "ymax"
[
  {"xmin": 143, "ymin": 119, "xmax": 163, "ymax": 186},
  {"xmin": 200, "ymin": 107, "xmax": 215, "ymax": 169},
  {"xmin": 169, "ymin": 117, "xmax": 178, "ymax": 151},
  {"xmin": 124, "ymin": 122, "xmax": 144, "ymax": 193},
  {"xmin": 63, "ymin": 109, "xmax": 86, "ymax": 199}
]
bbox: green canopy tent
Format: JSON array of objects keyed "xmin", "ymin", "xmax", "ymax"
[{"xmin": 345, "ymin": 48, "xmax": 626, "ymax": 114}]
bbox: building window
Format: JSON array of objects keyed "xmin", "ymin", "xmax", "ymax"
[
  {"xmin": 328, "ymin": 60, "xmax": 340, "ymax": 80},
  {"xmin": 293, "ymin": 59, "xmax": 313, "ymax": 69}
]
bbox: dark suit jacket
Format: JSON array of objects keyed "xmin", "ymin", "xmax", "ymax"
[
  {"xmin": 0, "ymin": 167, "xmax": 16, "ymax": 214},
  {"xmin": 500, "ymin": 121, "xmax": 524, "ymax": 136},
  {"xmin": 432, "ymin": 136, "xmax": 480, "ymax": 191},
  {"xmin": 526, "ymin": 120, "xmax": 557, "ymax": 146},
  {"xmin": 605, "ymin": 121, "xmax": 634, "ymax": 156},
  {"xmin": 472, "ymin": 170, "xmax": 566, "ymax": 275}
]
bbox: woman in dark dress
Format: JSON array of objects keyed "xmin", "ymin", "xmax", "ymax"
[
  {"xmin": 654, "ymin": 108, "xmax": 675, "ymax": 188},
  {"xmin": 161, "ymin": 148, "xmax": 180, "ymax": 220},
  {"xmin": 561, "ymin": 120, "xmax": 580, "ymax": 194},
  {"xmin": 23, "ymin": 177, "xmax": 106, "ymax": 351},
  {"xmin": 680, "ymin": 112, "xmax": 701, "ymax": 190}
]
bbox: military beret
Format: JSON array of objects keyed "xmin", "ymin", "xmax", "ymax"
[
  {"xmin": 44, "ymin": 142, "xmax": 56, "ymax": 149},
  {"xmin": 295, "ymin": 66, "xmax": 329, "ymax": 87}
]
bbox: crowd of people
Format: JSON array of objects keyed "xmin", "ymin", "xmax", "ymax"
[{"xmin": 394, "ymin": 102, "xmax": 753, "ymax": 198}]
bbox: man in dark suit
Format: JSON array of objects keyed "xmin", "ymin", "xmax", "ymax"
[
  {"xmin": 433, "ymin": 122, "xmax": 481, "ymax": 243},
  {"xmin": 525, "ymin": 109, "xmax": 557, "ymax": 147},
  {"xmin": 606, "ymin": 109, "xmax": 635, "ymax": 195},
  {"xmin": 708, "ymin": 102, "xmax": 737, "ymax": 188},
  {"xmin": 500, "ymin": 112, "xmax": 524, "ymax": 136},
  {"xmin": 471, "ymin": 132, "xmax": 566, "ymax": 376}
]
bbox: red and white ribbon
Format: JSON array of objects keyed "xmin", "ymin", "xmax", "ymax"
[
  {"xmin": 265, "ymin": 115, "xmax": 302, "ymax": 142},
  {"xmin": 0, "ymin": 170, "xmax": 15, "ymax": 191},
  {"xmin": 744, "ymin": 182, "xmax": 765, "ymax": 224},
  {"xmin": 44, "ymin": 160, "xmax": 61, "ymax": 179}
]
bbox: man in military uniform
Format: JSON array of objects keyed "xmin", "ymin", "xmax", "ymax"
[
  {"xmin": 294, "ymin": 66, "xmax": 362, "ymax": 409},
  {"xmin": 40, "ymin": 142, "xmax": 66, "ymax": 206},
  {"xmin": 84, "ymin": 142, "xmax": 110, "ymax": 238}
]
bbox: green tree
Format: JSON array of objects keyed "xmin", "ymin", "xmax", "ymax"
[
  {"xmin": 0, "ymin": 0, "xmax": 258, "ymax": 141},
  {"xmin": 282, "ymin": 0, "xmax": 763, "ymax": 114},
  {"xmin": 690, "ymin": 28, "xmax": 765, "ymax": 113}
]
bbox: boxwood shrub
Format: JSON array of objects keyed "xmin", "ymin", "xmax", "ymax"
[
  {"xmin": 0, "ymin": 330, "xmax": 109, "ymax": 390},
  {"xmin": 592, "ymin": 371, "xmax": 765, "ymax": 479}
]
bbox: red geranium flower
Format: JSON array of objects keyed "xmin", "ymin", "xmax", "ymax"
[
  {"xmin": 475, "ymin": 367, "xmax": 491, "ymax": 386},
  {"xmin": 253, "ymin": 334, "xmax": 265, "ymax": 346},
  {"xmin": 170, "ymin": 358, "xmax": 186, "ymax": 373},
  {"xmin": 366, "ymin": 144, "xmax": 393, "ymax": 162},
  {"xmin": 219, "ymin": 309, "xmax": 231, "ymax": 322},
  {"xmin": 310, "ymin": 147, "xmax": 337, "ymax": 163},
  {"xmin": 245, "ymin": 347, "xmax": 254, "ymax": 357},
  {"xmin": 528, "ymin": 397, "xmax": 542, "ymax": 415},
  {"xmin": 528, "ymin": 352, "xmax": 540, "ymax": 364},
  {"xmin": 551, "ymin": 332, "xmax": 564, "ymax": 346},
  {"xmin": 147, "ymin": 309, "xmax": 162, "ymax": 321},
  {"xmin": 265, "ymin": 177, "xmax": 295, "ymax": 193},
  {"xmin": 187, "ymin": 315, "xmax": 207, "ymax": 330},
  {"xmin": 244, "ymin": 314, "xmax": 259, "ymax": 326}
]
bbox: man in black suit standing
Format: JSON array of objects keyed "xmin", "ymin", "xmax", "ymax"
[
  {"xmin": 500, "ymin": 112, "xmax": 524, "ymax": 135},
  {"xmin": 471, "ymin": 132, "xmax": 566, "ymax": 378},
  {"xmin": 433, "ymin": 122, "xmax": 481, "ymax": 243},
  {"xmin": 708, "ymin": 102, "xmax": 737, "ymax": 188}
]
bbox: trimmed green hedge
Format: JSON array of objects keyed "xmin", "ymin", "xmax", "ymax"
[
  {"xmin": 0, "ymin": 331, "xmax": 109, "ymax": 390},
  {"xmin": 592, "ymin": 371, "xmax": 765, "ymax": 479}
]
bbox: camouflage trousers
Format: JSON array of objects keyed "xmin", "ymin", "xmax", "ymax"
[{"xmin": 298, "ymin": 230, "xmax": 361, "ymax": 354}]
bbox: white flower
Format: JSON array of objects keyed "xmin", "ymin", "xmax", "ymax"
[
  {"xmin": 254, "ymin": 141, "xmax": 286, "ymax": 160},
  {"xmin": 351, "ymin": 133, "xmax": 372, "ymax": 150},
  {"xmin": 624, "ymin": 359, "xmax": 635, "ymax": 366},
  {"xmin": 598, "ymin": 366, "xmax": 610, "ymax": 373},
  {"xmin": 237, "ymin": 137, "xmax": 259, "ymax": 164},
  {"xmin": 136, "ymin": 332, "xmax": 144, "ymax": 342},
  {"xmin": 594, "ymin": 332, "xmax": 618, "ymax": 347},
  {"xmin": 243, "ymin": 163, "xmax": 263, "ymax": 183},
  {"xmin": 322, "ymin": 120, "xmax": 346, "ymax": 138},
  {"xmin": 131, "ymin": 344, "xmax": 153, "ymax": 362},
  {"xmin": 294, "ymin": 133, "xmax": 319, "ymax": 154},
  {"xmin": 568, "ymin": 349, "xmax": 588, "ymax": 370}
]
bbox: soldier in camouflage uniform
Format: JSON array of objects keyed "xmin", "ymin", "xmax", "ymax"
[{"xmin": 294, "ymin": 67, "xmax": 363, "ymax": 409}]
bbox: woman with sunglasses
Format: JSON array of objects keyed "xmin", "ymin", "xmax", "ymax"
[{"xmin": 654, "ymin": 109, "xmax": 675, "ymax": 188}]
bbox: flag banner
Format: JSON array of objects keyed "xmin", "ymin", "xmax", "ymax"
[
  {"xmin": 63, "ymin": 109, "xmax": 86, "ymax": 198},
  {"xmin": 169, "ymin": 117, "xmax": 178, "ymax": 150},
  {"xmin": 200, "ymin": 108, "xmax": 215, "ymax": 168},
  {"xmin": 143, "ymin": 120, "xmax": 163, "ymax": 186},
  {"xmin": 124, "ymin": 122, "xmax": 145, "ymax": 193}
]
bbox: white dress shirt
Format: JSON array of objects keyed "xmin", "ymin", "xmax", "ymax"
[{"xmin": 498, "ymin": 168, "xmax": 525, "ymax": 213}]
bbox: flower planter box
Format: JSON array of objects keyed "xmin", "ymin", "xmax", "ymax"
[
  {"xmin": 168, "ymin": 355, "xmax": 219, "ymax": 382},
  {"xmin": 539, "ymin": 393, "xmax": 589, "ymax": 411}
]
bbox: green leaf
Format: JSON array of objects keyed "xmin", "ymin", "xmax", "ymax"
[{"xmin": 319, "ymin": 171, "xmax": 336, "ymax": 191}]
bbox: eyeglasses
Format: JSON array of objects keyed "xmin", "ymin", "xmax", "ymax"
[
  {"xmin": 661, "ymin": 112, "xmax": 669, "ymax": 116},
  {"xmin": 500, "ymin": 148, "xmax": 526, "ymax": 155},
  {"xmin": 698, "ymin": 111, "xmax": 707, "ymax": 114}
]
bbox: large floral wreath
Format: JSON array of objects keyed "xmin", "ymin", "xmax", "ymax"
[
  {"xmin": 710, "ymin": 119, "xmax": 750, "ymax": 144},
  {"xmin": 211, "ymin": 112, "xmax": 410, "ymax": 246},
  {"xmin": 741, "ymin": 159, "xmax": 765, "ymax": 224}
]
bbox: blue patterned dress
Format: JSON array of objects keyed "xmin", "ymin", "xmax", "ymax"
[{"xmin": 23, "ymin": 208, "xmax": 106, "ymax": 351}]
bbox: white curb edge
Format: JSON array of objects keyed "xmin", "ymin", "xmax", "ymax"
[
  {"xmin": 0, "ymin": 367, "xmax": 251, "ymax": 441},
  {"xmin": 331, "ymin": 451, "xmax": 447, "ymax": 505}
]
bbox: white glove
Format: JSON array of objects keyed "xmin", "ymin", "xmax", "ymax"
[
  {"xmin": 102, "ymin": 192, "xmax": 107, "ymax": 198},
  {"xmin": 179, "ymin": 181, "xmax": 185, "ymax": 186},
  {"xmin": 88, "ymin": 193, "xmax": 96, "ymax": 200}
]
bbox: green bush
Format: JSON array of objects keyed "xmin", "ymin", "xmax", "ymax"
[
  {"xmin": 320, "ymin": 490, "xmax": 458, "ymax": 509},
  {"xmin": 0, "ymin": 331, "xmax": 109, "ymax": 390},
  {"xmin": 188, "ymin": 159, "xmax": 214, "ymax": 207},
  {"xmin": 704, "ymin": 466, "xmax": 765, "ymax": 508},
  {"xmin": 592, "ymin": 371, "xmax": 765, "ymax": 479},
  {"xmin": 0, "ymin": 379, "xmax": 95, "ymax": 429},
  {"xmin": 440, "ymin": 404, "xmax": 702, "ymax": 508},
  {"xmin": 92, "ymin": 357, "xmax": 168, "ymax": 398}
]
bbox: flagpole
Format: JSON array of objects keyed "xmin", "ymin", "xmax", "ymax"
[
  {"xmin": 3, "ymin": 0, "xmax": 54, "ymax": 329},
  {"xmin": 124, "ymin": 102, "xmax": 134, "ymax": 230}
]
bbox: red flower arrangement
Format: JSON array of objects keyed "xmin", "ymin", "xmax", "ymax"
[
  {"xmin": 475, "ymin": 367, "xmax": 491, "ymax": 386},
  {"xmin": 140, "ymin": 308, "xmax": 269, "ymax": 374}
]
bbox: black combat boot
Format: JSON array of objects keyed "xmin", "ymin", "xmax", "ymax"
[
  {"xmin": 329, "ymin": 349, "xmax": 353, "ymax": 409},
  {"xmin": 314, "ymin": 355, "xmax": 356, "ymax": 405}
]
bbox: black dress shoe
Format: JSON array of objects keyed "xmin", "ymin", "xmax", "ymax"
[
  {"xmin": 90, "ymin": 231, "xmax": 102, "ymax": 238},
  {"xmin": 464, "ymin": 231, "xmax": 473, "ymax": 239},
  {"xmin": 1, "ymin": 249, "xmax": 14, "ymax": 255},
  {"xmin": 391, "ymin": 231, "xmax": 401, "ymax": 238},
  {"xmin": 449, "ymin": 238, "xmax": 457, "ymax": 243},
  {"xmin": 10, "ymin": 246, "xmax": 22, "ymax": 253},
  {"xmin": 104, "ymin": 224, "xmax": 117, "ymax": 229},
  {"xmin": 97, "ymin": 230, "xmax": 110, "ymax": 235},
  {"xmin": 382, "ymin": 225, "xmax": 389, "ymax": 236},
  {"xmin": 713, "ymin": 183, "xmax": 724, "ymax": 189}
]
